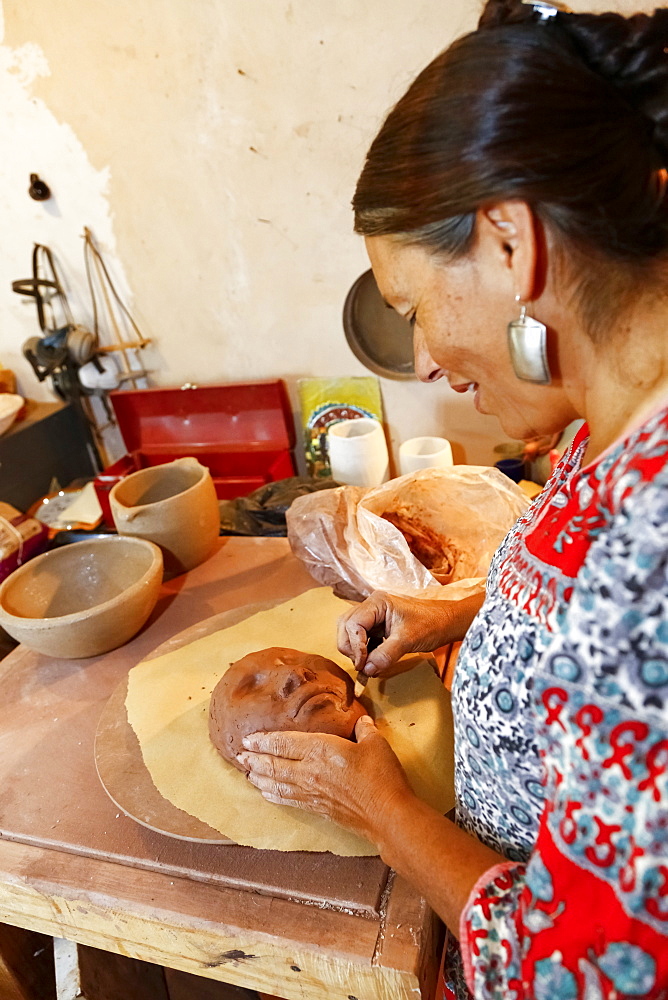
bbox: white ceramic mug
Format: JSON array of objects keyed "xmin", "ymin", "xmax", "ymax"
[
  {"xmin": 327, "ymin": 418, "xmax": 389, "ymax": 488},
  {"xmin": 399, "ymin": 436, "xmax": 453, "ymax": 475}
]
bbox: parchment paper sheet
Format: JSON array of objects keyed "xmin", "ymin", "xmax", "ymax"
[{"xmin": 126, "ymin": 587, "xmax": 454, "ymax": 856}]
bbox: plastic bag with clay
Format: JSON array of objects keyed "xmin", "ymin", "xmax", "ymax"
[{"xmin": 286, "ymin": 466, "xmax": 529, "ymax": 601}]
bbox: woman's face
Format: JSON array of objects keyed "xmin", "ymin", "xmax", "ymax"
[{"xmin": 365, "ymin": 234, "xmax": 577, "ymax": 441}]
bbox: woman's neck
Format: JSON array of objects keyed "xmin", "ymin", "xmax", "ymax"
[
  {"xmin": 582, "ymin": 380, "xmax": 668, "ymax": 467},
  {"xmin": 570, "ymin": 294, "xmax": 668, "ymax": 467}
]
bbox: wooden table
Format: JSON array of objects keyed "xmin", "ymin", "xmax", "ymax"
[{"xmin": 0, "ymin": 538, "xmax": 442, "ymax": 1000}]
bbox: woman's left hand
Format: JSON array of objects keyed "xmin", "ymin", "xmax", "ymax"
[{"xmin": 237, "ymin": 716, "xmax": 415, "ymax": 844}]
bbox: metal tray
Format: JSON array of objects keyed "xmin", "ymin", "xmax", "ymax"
[{"xmin": 343, "ymin": 269, "xmax": 415, "ymax": 380}]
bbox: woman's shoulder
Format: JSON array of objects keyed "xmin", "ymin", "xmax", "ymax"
[
  {"xmin": 584, "ymin": 402, "xmax": 668, "ymax": 515},
  {"xmin": 555, "ymin": 456, "xmax": 668, "ymax": 719}
]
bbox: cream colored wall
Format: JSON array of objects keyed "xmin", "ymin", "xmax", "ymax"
[{"xmin": 0, "ymin": 0, "xmax": 650, "ymax": 469}]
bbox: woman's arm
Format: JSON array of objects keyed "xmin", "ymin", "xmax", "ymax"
[
  {"xmin": 338, "ymin": 590, "xmax": 485, "ymax": 675},
  {"xmin": 373, "ymin": 788, "xmax": 506, "ymax": 934},
  {"xmin": 239, "ymin": 715, "xmax": 505, "ymax": 936}
]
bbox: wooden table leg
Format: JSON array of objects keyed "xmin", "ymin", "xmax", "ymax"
[
  {"xmin": 54, "ymin": 938, "xmax": 169, "ymax": 1000},
  {"xmin": 0, "ymin": 922, "xmax": 55, "ymax": 1000}
]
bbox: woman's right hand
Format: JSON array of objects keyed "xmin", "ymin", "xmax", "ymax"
[{"xmin": 337, "ymin": 592, "xmax": 457, "ymax": 678}]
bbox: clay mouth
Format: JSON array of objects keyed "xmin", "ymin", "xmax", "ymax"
[{"xmin": 293, "ymin": 689, "xmax": 342, "ymax": 716}]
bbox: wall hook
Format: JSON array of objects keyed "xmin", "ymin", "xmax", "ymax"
[{"xmin": 28, "ymin": 174, "xmax": 51, "ymax": 201}]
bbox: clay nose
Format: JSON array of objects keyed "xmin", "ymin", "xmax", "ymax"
[{"xmin": 279, "ymin": 668, "xmax": 316, "ymax": 698}]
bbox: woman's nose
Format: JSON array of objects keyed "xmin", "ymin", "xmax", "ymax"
[{"xmin": 413, "ymin": 325, "xmax": 445, "ymax": 383}]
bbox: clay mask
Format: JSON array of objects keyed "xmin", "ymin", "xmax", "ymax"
[{"xmin": 209, "ymin": 647, "xmax": 366, "ymax": 771}]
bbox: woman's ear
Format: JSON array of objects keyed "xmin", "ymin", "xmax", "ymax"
[{"xmin": 476, "ymin": 201, "xmax": 545, "ymax": 303}]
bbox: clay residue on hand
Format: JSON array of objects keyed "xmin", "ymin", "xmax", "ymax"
[
  {"xmin": 382, "ymin": 506, "xmax": 458, "ymax": 584},
  {"xmin": 209, "ymin": 647, "xmax": 366, "ymax": 772}
]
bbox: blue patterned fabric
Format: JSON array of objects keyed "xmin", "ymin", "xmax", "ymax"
[
  {"xmin": 452, "ymin": 434, "xmax": 588, "ymax": 861},
  {"xmin": 454, "ymin": 405, "xmax": 668, "ymax": 998}
]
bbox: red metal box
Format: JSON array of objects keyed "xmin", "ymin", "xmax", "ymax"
[{"xmin": 94, "ymin": 381, "xmax": 296, "ymax": 524}]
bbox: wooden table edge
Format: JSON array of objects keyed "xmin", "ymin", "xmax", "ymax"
[{"xmin": 0, "ymin": 837, "xmax": 440, "ymax": 1000}]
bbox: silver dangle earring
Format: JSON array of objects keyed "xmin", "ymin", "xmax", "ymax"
[{"xmin": 507, "ymin": 295, "xmax": 551, "ymax": 385}]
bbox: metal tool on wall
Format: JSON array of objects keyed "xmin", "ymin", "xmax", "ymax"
[
  {"xmin": 12, "ymin": 234, "xmax": 152, "ymax": 467},
  {"xmin": 12, "ymin": 243, "xmax": 104, "ymax": 470},
  {"xmin": 13, "ymin": 244, "xmax": 97, "ymax": 376}
]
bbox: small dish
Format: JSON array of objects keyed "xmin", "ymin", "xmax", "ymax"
[{"xmin": 0, "ymin": 394, "xmax": 24, "ymax": 436}]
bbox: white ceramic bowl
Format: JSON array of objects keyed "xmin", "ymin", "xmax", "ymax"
[
  {"xmin": 0, "ymin": 394, "xmax": 23, "ymax": 437},
  {"xmin": 0, "ymin": 536, "xmax": 163, "ymax": 659}
]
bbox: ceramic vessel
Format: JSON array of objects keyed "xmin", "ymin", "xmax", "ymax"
[
  {"xmin": 0, "ymin": 536, "xmax": 163, "ymax": 659},
  {"xmin": 399, "ymin": 436, "xmax": 453, "ymax": 475},
  {"xmin": 109, "ymin": 457, "xmax": 219, "ymax": 576},
  {"xmin": 327, "ymin": 418, "xmax": 389, "ymax": 488}
]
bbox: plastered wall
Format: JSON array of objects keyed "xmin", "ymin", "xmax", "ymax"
[{"xmin": 0, "ymin": 0, "xmax": 649, "ymax": 469}]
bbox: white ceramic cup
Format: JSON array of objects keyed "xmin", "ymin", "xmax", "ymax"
[
  {"xmin": 399, "ymin": 436, "xmax": 453, "ymax": 476},
  {"xmin": 327, "ymin": 418, "xmax": 389, "ymax": 488}
]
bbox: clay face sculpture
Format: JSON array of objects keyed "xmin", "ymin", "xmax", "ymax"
[{"xmin": 209, "ymin": 647, "xmax": 366, "ymax": 771}]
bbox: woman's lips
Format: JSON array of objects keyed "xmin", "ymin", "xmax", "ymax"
[{"xmin": 449, "ymin": 380, "xmax": 487, "ymax": 412}]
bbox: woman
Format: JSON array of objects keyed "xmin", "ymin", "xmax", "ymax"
[{"xmin": 239, "ymin": 2, "xmax": 668, "ymax": 996}]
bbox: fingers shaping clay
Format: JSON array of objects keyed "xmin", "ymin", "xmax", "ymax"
[{"xmin": 209, "ymin": 647, "xmax": 366, "ymax": 772}]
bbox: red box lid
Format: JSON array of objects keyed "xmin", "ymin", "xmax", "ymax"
[{"xmin": 109, "ymin": 381, "xmax": 295, "ymax": 454}]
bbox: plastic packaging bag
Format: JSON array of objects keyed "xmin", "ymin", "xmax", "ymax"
[{"xmin": 286, "ymin": 466, "xmax": 529, "ymax": 601}]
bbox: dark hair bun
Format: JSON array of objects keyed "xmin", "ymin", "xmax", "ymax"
[
  {"xmin": 478, "ymin": 2, "xmax": 668, "ymax": 163},
  {"xmin": 564, "ymin": 10, "xmax": 668, "ymax": 163},
  {"xmin": 478, "ymin": 0, "xmax": 536, "ymax": 29},
  {"xmin": 355, "ymin": 0, "xmax": 668, "ymax": 286}
]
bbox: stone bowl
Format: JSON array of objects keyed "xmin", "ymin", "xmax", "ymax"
[{"xmin": 0, "ymin": 537, "xmax": 163, "ymax": 659}]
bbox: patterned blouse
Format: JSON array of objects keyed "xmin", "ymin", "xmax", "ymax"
[{"xmin": 451, "ymin": 405, "xmax": 668, "ymax": 999}]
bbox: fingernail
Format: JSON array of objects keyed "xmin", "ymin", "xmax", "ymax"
[
  {"xmin": 242, "ymin": 736, "xmax": 255, "ymax": 749},
  {"xmin": 236, "ymin": 752, "xmax": 248, "ymax": 764}
]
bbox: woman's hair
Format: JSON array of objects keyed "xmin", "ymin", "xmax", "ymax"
[{"xmin": 353, "ymin": 1, "xmax": 668, "ymax": 337}]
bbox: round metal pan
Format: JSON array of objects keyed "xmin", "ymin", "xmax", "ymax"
[{"xmin": 343, "ymin": 269, "xmax": 415, "ymax": 380}]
